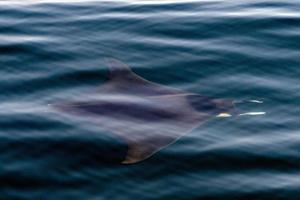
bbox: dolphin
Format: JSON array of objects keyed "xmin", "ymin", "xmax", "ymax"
[{"xmin": 53, "ymin": 59, "xmax": 235, "ymax": 164}]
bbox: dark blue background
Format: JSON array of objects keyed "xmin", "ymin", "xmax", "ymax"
[{"xmin": 0, "ymin": 1, "xmax": 299, "ymax": 199}]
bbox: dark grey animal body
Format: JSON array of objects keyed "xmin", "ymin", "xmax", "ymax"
[
  {"xmin": 57, "ymin": 100, "xmax": 181, "ymax": 121},
  {"xmin": 54, "ymin": 59, "xmax": 234, "ymax": 164}
]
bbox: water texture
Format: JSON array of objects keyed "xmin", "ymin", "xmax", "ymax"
[{"xmin": 0, "ymin": 0, "xmax": 299, "ymax": 199}]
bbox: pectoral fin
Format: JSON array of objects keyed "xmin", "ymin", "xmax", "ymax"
[
  {"xmin": 122, "ymin": 142, "xmax": 158, "ymax": 164},
  {"xmin": 121, "ymin": 136, "xmax": 175, "ymax": 164},
  {"xmin": 105, "ymin": 58, "xmax": 146, "ymax": 82}
]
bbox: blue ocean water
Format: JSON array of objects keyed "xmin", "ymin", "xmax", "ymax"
[{"xmin": 0, "ymin": 0, "xmax": 300, "ymax": 199}]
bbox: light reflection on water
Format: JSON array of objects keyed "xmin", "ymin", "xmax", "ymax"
[{"xmin": 0, "ymin": 0, "xmax": 299, "ymax": 199}]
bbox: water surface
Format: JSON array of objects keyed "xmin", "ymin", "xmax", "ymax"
[{"xmin": 0, "ymin": 0, "xmax": 299, "ymax": 199}]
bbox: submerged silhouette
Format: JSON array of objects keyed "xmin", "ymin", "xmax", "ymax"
[{"xmin": 53, "ymin": 59, "xmax": 235, "ymax": 164}]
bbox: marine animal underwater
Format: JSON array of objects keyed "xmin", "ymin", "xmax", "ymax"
[{"xmin": 53, "ymin": 59, "xmax": 250, "ymax": 164}]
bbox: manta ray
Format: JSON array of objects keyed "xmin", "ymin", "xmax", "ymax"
[{"xmin": 53, "ymin": 59, "xmax": 235, "ymax": 164}]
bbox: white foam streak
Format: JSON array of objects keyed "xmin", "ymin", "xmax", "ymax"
[
  {"xmin": 239, "ymin": 112, "xmax": 266, "ymax": 116},
  {"xmin": 0, "ymin": 102, "xmax": 50, "ymax": 114},
  {"xmin": 249, "ymin": 100, "xmax": 264, "ymax": 104}
]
